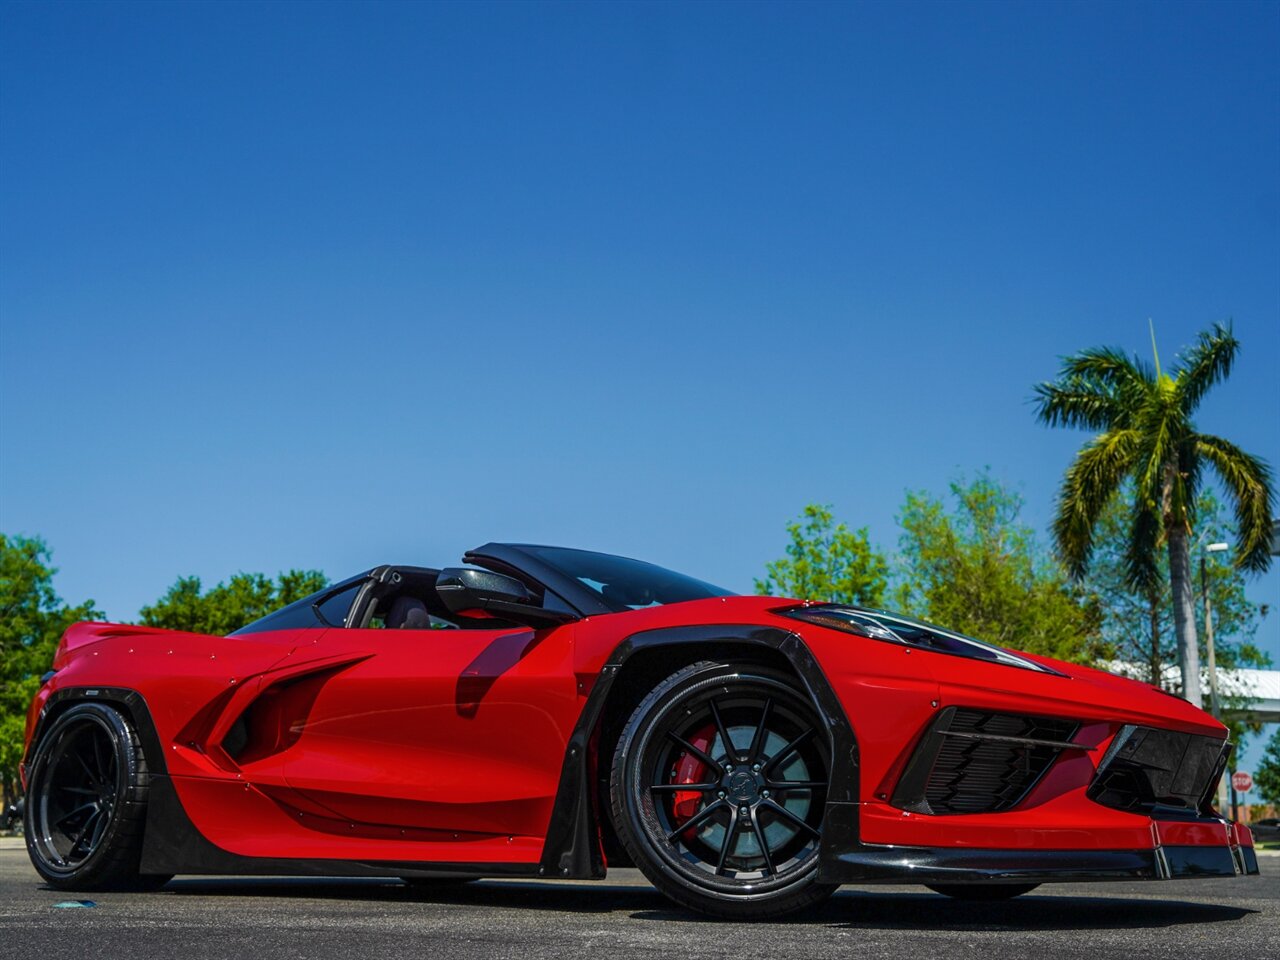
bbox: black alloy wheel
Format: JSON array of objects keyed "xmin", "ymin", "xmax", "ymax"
[
  {"xmin": 24, "ymin": 702, "xmax": 169, "ymax": 891},
  {"xmin": 611, "ymin": 662, "xmax": 838, "ymax": 919}
]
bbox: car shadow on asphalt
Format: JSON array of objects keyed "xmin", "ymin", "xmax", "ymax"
[
  {"xmin": 162, "ymin": 877, "xmax": 663, "ymax": 913},
  {"xmin": 157, "ymin": 878, "xmax": 1256, "ymax": 930},
  {"xmin": 637, "ymin": 890, "xmax": 1257, "ymax": 930}
]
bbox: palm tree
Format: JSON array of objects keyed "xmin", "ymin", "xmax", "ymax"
[{"xmin": 1034, "ymin": 322, "xmax": 1274, "ymax": 707}]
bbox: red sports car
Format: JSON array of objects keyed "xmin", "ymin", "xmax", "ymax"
[{"xmin": 21, "ymin": 543, "xmax": 1259, "ymax": 918}]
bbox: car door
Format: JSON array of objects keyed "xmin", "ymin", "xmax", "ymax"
[{"xmin": 279, "ymin": 619, "xmax": 581, "ymax": 848}]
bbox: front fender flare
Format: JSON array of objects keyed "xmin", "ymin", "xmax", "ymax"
[{"xmin": 537, "ymin": 623, "xmax": 860, "ymax": 879}]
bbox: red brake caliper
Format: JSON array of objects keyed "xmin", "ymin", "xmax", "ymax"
[{"xmin": 670, "ymin": 723, "xmax": 716, "ymax": 832}]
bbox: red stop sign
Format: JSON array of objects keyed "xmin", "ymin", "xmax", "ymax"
[{"xmin": 1232, "ymin": 771, "xmax": 1253, "ymax": 793}]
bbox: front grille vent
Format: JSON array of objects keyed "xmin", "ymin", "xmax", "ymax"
[
  {"xmin": 1088, "ymin": 726, "xmax": 1230, "ymax": 818},
  {"xmin": 893, "ymin": 708, "xmax": 1081, "ymax": 815}
]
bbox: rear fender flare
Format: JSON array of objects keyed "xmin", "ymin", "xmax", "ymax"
[{"xmin": 26, "ymin": 686, "xmax": 167, "ymax": 776}]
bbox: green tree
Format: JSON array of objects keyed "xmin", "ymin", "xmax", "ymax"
[
  {"xmin": 1, "ymin": 535, "xmax": 102, "ymax": 811},
  {"xmin": 755, "ymin": 504, "xmax": 888, "ymax": 605},
  {"xmin": 1256, "ymin": 729, "xmax": 1280, "ymax": 808},
  {"xmin": 1085, "ymin": 484, "xmax": 1269, "ymax": 685},
  {"xmin": 1034, "ymin": 322, "xmax": 1274, "ymax": 706},
  {"xmin": 139, "ymin": 569, "xmax": 328, "ymax": 636},
  {"xmin": 893, "ymin": 474, "xmax": 1107, "ymax": 664},
  {"xmin": 1084, "ymin": 485, "xmax": 1269, "ymax": 746}
]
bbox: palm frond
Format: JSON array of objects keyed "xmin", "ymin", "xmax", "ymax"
[
  {"xmin": 1195, "ymin": 433, "xmax": 1276, "ymax": 573},
  {"xmin": 1131, "ymin": 395, "xmax": 1179, "ymax": 514},
  {"xmin": 1061, "ymin": 346, "xmax": 1154, "ymax": 391},
  {"xmin": 1052, "ymin": 429, "xmax": 1138, "ymax": 578},
  {"xmin": 1124, "ymin": 482, "xmax": 1163, "ymax": 592},
  {"xmin": 1033, "ymin": 379, "xmax": 1124, "ymax": 430},
  {"xmin": 1173, "ymin": 321, "xmax": 1238, "ymax": 415},
  {"xmin": 1034, "ymin": 347, "xmax": 1152, "ymax": 430}
]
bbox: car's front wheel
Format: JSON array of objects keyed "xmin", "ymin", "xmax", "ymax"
[
  {"xmin": 24, "ymin": 702, "xmax": 170, "ymax": 891},
  {"xmin": 610, "ymin": 661, "xmax": 837, "ymax": 919}
]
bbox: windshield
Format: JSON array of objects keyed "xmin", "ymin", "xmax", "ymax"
[{"xmin": 520, "ymin": 545, "xmax": 732, "ymax": 612}]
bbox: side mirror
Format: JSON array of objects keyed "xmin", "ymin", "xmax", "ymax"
[{"xmin": 435, "ymin": 568, "xmax": 576, "ymax": 627}]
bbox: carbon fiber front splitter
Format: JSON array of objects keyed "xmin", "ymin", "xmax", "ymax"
[{"xmin": 819, "ymin": 842, "xmax": 1260, "ymax": 885}]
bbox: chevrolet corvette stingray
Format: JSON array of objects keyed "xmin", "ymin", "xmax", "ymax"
[{"xmin": 21, "ymin": 543, "xmax": 1259, "ymax": 918}]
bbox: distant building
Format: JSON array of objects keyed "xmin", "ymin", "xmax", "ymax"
[{"xmin": 1221, "ymin": 668, "xmax": 1280, "ymax": 724}]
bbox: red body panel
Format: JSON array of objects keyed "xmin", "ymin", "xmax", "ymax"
[{"xmin": 23, "ymin": 593, "xmax": 1247, "ymax": 873}]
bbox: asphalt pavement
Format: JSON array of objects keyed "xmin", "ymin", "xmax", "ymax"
[{"xmin": 0, "ymin": 840, "xmax": 1275, "ymax": 960}]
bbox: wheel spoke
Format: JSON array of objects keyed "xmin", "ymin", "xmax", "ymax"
[
  {"xmin": 69, "ymin": 809, "xmax": 102, "ymax": 856},
  {"xmin": 761, "ymin": 798, "xmax": 822, "ymax": 839},
  {"xmin": 762, "ymin": 728, "xmax": 815, "ymax": 776},
  {"xmin": 649, "ymin": 782, "xmax": 718, "ymax": 793},
  {"xmin": 665, "ymin": 799, "xmax": 727, "ymax": 843},
  {"xmin": 765, "ymin": 780, "xmax": 828, "ymax": 791},
  {"xmin": 746, "ymin": 697, "xmax": 773, "ymax": 763},
  {"xmin": 55, "ymin": 802, "xmax": 98, "ymax": 827},
  {"xmin": 746, "ymin": 807, "xmax": 775, "ymax": 876},
  {"xmin": 93, "ymin": 733, "xmax": 111, "ymax": 783},
  {"xmin": 87, "ymin": 804, "xmax": 111, "ymax": 850},
  {"xmin": 708, "ymin": 699, "xmax": 738, "ymax": 764},
  {"xmin": 714, "ymin": 806, "xmax": 739, "ymax": 875},
  {"xmin": 73, "ymin": 751, "xmax": 99, "ymax": 786},
  {"xmin": 666, "ymin": 732, "xmax": 722, "ymax": 773}
]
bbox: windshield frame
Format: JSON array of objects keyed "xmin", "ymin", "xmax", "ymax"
[{"xmin": 491, "ymin": 544, "xmax": 734, "ymax": 614}]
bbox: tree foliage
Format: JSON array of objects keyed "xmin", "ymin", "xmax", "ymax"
[
  {"xmin": 755, "ymin": 504, "xmax": 888, "ymax": 606},
  {"xmin": 1034, "ymin": 322, "xmax": 1275, "ymax": 705},
  {"xmin": 1084, "ymin": 484, "xmax": 1270, "ymax": 746},
  {"xmin": 757, "ymin": 477, "xmax": 1107, "ymax": 666},
  {"xmin": 1085, "ymin": 484, "xmax": 1269, "ymax": 684},
  {"xmin": 893, "ymin": 474, "xmax": 1108, "ymax": 664},
  {"xmin": 138, "ymin": 569, "xmax": 329, "ymax": 637},
  {"xmin": 1256, "ymin": 728, "xmax": 1280, "ymax": 808},
  {"xmin": 0, "ymin": 535, "xmax": 102, "ymax": 809}
]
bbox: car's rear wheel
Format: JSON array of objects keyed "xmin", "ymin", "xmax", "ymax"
[
  {"xmin": 926, "ymin": 883, "xmax": 1040, "ymax": 900},
  {"xmin": 24, "ymin": 702, "xmax": 170, "ymax": 891},
  {"xmin": 610, "ymin": 661, "xmax": 837, "ymax": 919}
]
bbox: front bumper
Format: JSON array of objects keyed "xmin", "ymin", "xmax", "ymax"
[
  {"xmin": 819, "ymin": 840, "xmax": 1260, "ymax": 885},
  {"xmin": 817, "ymin": 797, "xmax": 1260, "ymax": 885}
]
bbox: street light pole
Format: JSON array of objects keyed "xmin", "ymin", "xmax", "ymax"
[{"xmin": 1202, "ymin": 541, "xmax": 1229, "ymax": 813}]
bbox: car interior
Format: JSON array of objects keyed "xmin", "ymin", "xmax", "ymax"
[{"xmin": 351, "ymin": 567, "xmax": 524, "ymax": 631}]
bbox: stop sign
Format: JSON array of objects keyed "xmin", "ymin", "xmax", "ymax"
[{"xmin": 1232, "ymin": 771, "xmax": 1253, "ymax": 793}]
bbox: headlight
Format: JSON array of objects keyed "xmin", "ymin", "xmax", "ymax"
[{"xmin": 780, "ymin": 604, "xmax": 1065, "ymax": 675}]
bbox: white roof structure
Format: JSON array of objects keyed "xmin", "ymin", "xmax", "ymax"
[{"xmin": 1226, "ymin": 668, "xmax": 1280, "ymax": 722}]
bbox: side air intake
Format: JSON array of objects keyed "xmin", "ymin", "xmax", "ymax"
[{"xmin": 892, "ymin": 708, "xmax": 1082, "ymax": 815}]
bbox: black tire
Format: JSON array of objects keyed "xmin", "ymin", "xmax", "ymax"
[
  {"xmin": 23, "ymin": 702, "xmax": 171, "ymax": 891},
  {"xmin": 610, "ymin": 661, "xmax": 838, "ymax": 920},
  {"xmin": 926, "ymin": 883, "xmax": 1040, "ymax": 900}
]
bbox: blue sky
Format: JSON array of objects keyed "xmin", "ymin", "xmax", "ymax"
[{"xmin": 2, "ymin": 2, "xmax": 1278, "ymax": 763}]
